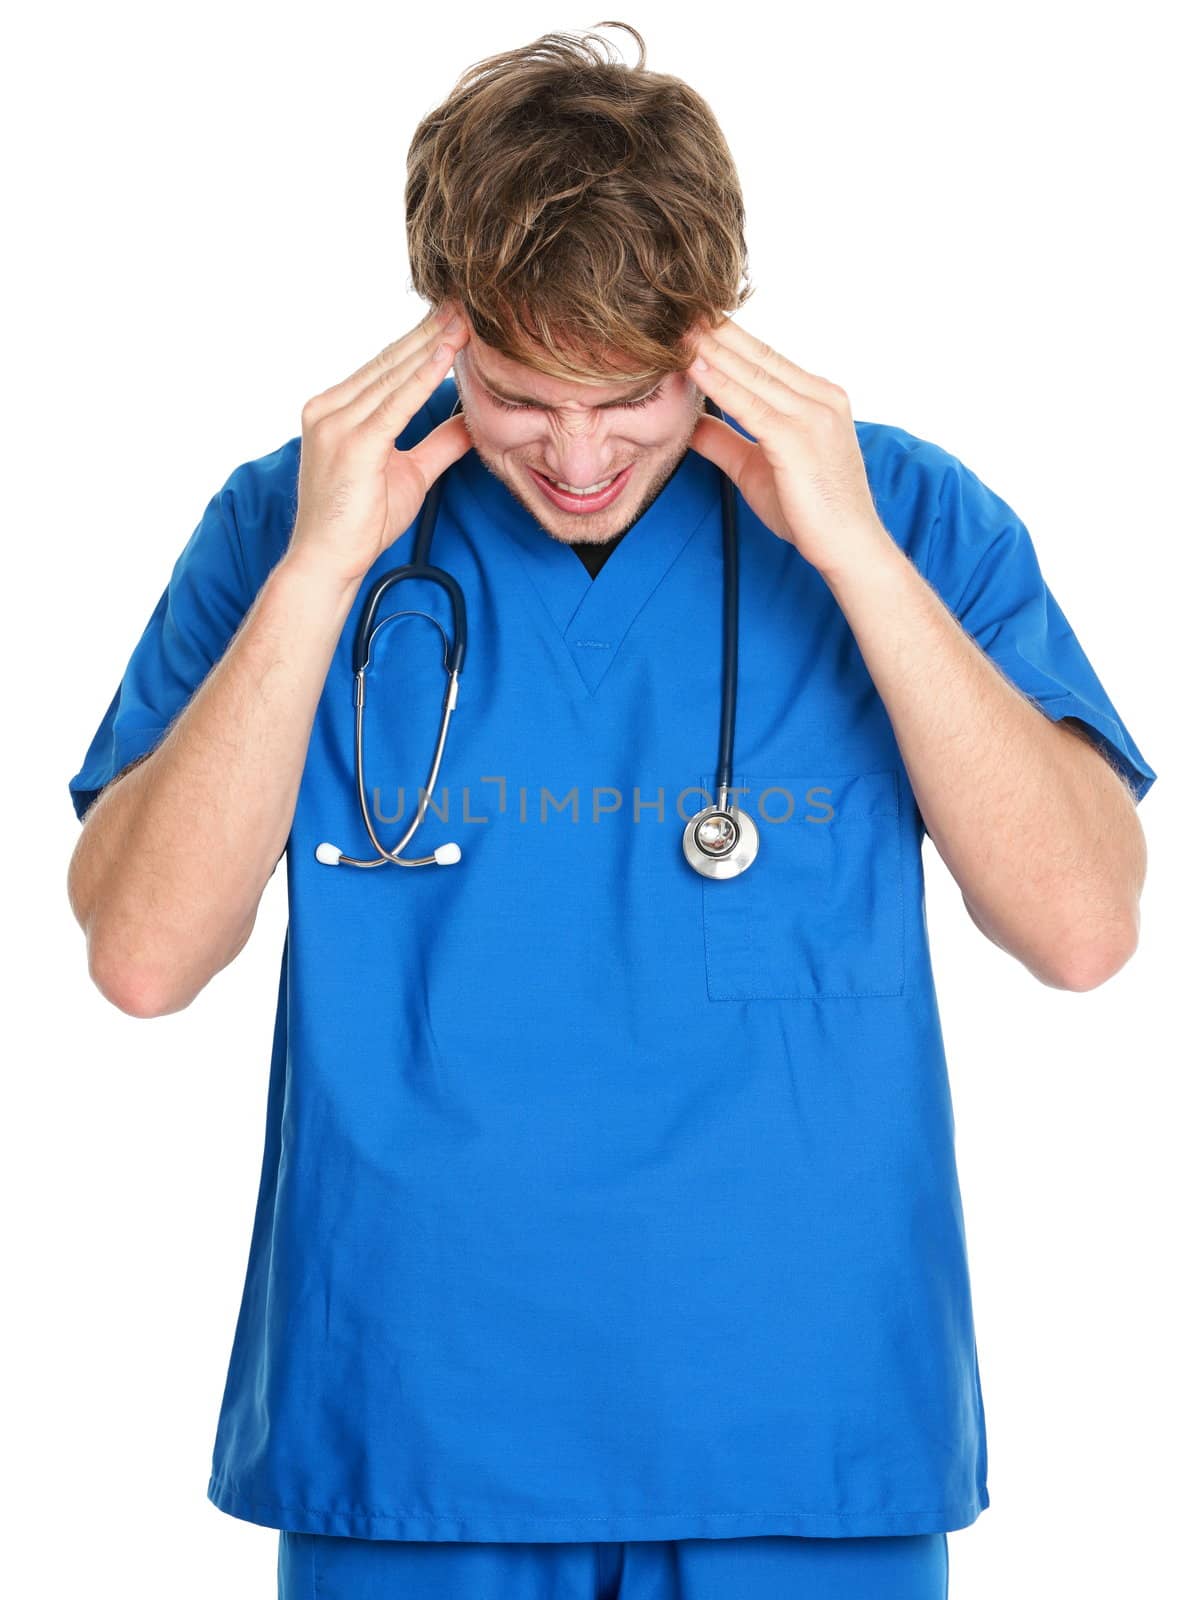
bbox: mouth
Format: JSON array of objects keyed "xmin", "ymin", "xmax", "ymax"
[{"xmin": 529, "ymin": 463, "xmax": 634, "ymax": 514}]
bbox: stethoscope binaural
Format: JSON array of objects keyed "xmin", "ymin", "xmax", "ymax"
[{"xmin": 315, "ymin": 393, "xmax": 759, "ymax": 880}]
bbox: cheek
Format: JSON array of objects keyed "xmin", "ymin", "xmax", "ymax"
[{"xmin": 627, "ymin": 408, "xmax": 694, "ymax": 451}]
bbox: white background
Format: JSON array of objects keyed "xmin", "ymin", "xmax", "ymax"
[{"xmin": 6, "ymin": 3, "xmax": 1194, "ymax": 1596}]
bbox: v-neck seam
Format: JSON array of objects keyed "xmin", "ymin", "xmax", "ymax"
[
  {"xmin": 453, "ymin": 449, "xmax": 721, "ymax": 701},
  {"xmin": 558, "ymin": 504, "xmax": 714, "ymax": 696}
]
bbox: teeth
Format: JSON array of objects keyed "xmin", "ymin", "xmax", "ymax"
[{"xmin": 550, "ymin": 474, "xmax": 617, "ymax": 495}]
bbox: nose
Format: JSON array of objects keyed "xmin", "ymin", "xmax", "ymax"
[{"xmin": 538, "ymin": 412, "xmax": 626, "ymax": 481}]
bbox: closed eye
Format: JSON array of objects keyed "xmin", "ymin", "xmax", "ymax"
[{"xmin": 487, "ymin": 384, "xmax": 665, "ymax": 414}]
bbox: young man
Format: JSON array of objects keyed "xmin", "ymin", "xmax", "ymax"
[{"xmin": 66, "ymin": 22, "xmax": 1156, "ymax": 1600}]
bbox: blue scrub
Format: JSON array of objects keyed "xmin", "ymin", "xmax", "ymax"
[
  {"xmin": 69, "ymin": 379, "xmax": 1157, "ymax": 1546},
  {"xmin": 278, "ymin": 1529, "xmax": 951, "ymax": 1599}
]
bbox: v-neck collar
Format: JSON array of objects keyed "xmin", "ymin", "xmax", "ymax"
[{"xmin": 455, "ymin": 436, "xmax": 720, "ymax": 695}]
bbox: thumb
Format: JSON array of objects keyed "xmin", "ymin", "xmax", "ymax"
[
  {"xmin": 689, "ymin": 411, "xmax": 753, "ymax": 486},
  {"xmin": 407, "ymin": 411, "xmax": 474, "ymax": 493}
]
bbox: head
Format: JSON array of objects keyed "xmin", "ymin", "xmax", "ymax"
[{"xmin": 405, "ymin": 22, "xmax": 753, "ymax": 544}]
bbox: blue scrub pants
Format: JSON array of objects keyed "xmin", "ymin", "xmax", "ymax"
[{"xmin": 277, "ymin": 1530, "xmax": 950, "ymax": 1598}]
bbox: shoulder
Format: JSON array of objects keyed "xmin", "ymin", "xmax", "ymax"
[
  {"xmin": 210, "ymin": 436, "xmax": 300, "ymax": 591},
  {"xmin": 854, "ymin": 416, "xmax": 964, "ymax": 511},
  {"xmin": 853, "ymin": 417, "xmax": 1029, "ymax": 585}
]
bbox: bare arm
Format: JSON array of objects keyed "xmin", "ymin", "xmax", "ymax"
[
  {"xmin": 67, "ymin": 301, "xmax": 474, "ymax": 1019},
  {"xmin": 822, "ymin": 532, "xmax": 1146, "ymax": 991},
  {"xmin": 67, "ymin": 553, "xmax": 360, "ymax": 1017}
]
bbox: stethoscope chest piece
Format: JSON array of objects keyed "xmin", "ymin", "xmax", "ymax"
[{"xmin": 682, "ymin": 802, "xmax": 760, "ymax": 880}]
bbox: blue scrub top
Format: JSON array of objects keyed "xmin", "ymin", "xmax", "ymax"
[{"xmin": 68, "ymin": 380, "xmax": 1158, "ymax": 1543}]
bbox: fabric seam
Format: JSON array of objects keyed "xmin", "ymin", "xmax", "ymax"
[{"xmin": 211, "ymin": 1475, "xmax": 986, "ymax": 1525}]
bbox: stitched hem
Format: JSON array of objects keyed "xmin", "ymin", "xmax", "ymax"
[{"xmin": 209, "ymin": 1473, "xmax": 989, "ymax": 1542}]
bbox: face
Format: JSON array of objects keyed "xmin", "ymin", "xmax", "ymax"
[{"xmin": 449, "ymin": 306, "xmax": 707, "ymax": 546}]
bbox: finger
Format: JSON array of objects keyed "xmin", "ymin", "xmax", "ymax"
[
  {"xmin": 691, "ymin": 327, "xmax": 807, "ymax": 424},
  {"xmin": 344, "ymin": 318, "xmax": 470, "ymax": 438},
  {"xmin": 688, "ymin": 342, "xmax": 795, "ymax": 441},
  {"xmin": 343, "ymin": 304, "xmax": 457, "ymax": 394},
  {"xmin": 695, "ymin": 318, "xmax": 842, "ymax": 404},
  {"xmin": 307, "ymin": 304, "xmax": 455, "ymax": 420}
]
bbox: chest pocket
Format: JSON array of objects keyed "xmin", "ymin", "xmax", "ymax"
[{"xmin": 700, "ymin": 771, "xmax": 904, "ymax": 1001}]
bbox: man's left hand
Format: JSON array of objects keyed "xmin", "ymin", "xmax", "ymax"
[{"xmin": 686, "ymin": 317, "xmax": 892, "ymax": 580}]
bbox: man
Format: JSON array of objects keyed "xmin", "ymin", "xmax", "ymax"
[{"xmin": 66, "ymin": 22, "xmax": 1156, "ymax": 1600}]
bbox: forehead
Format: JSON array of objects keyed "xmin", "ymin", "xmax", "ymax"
[{"xmin": 465, "ymin": 341, "xmax": 663, "ymax": 408}]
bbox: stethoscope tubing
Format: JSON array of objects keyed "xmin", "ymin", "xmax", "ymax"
[{"xmin": 323, "ymin": 392, "xmax": 746, "ymax": 872}]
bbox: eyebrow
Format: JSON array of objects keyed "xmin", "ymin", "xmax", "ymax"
[{"xmin": 476, "ymin": 371, "xmax": 665, "ymax": 409}]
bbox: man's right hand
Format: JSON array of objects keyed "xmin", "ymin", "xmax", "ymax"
[{"xmin": 286, "ymin": 304, "xmax": 474, "ymax": 590}]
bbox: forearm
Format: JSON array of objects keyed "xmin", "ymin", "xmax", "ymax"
[
  {"xmin": 68, "ymin": 551, "xmax": 359, "ymax": 1015},
  {"xmin": 821, "ymin": 529, "xmax": 1144, "ymax": 989}
]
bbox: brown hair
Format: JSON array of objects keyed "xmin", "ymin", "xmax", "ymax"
[{"xmin": 405, "ymin": 21, "xmax": 754, "ymax": 386}]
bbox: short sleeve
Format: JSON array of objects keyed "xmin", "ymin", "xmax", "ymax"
[
  {"xmin": 898, "ymin": 439, "xmax": 1157, "ymax": 805},
  {"xmin": 67, "ymin": 476, "xmax": 257, "ymax": 823}
]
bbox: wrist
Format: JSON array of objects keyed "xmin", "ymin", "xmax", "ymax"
[
  {"xmin": 274, "ymin": 547, "xmax": 364, "ymax": 612},
  {"xmin": 817, "ymin": 518, "xmax": 911, "ymax": 601}
]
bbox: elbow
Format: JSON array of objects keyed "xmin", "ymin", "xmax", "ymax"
[
  {"xmin": 1048, "ymin": 919, "xmax": 1141, "ymax": 993},
  {"xmin": 85, "ymin": 908, "xmax": 255, "ymax": 1018},
  {"xmin": 1054, "ymin": 823, "xmax": 1149, "ymax": 991},
  {"xmin": 87, "ymin": 933, "xmax": 198, "ymax": 1019},
  {"xmin": 88, "ymin": 949, "xmax": 192, "ymax": 1019}
]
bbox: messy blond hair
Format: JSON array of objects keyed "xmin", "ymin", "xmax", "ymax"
[{"xmin": 405, "ymin": 21, "xmax": 754, "ymax": 386}]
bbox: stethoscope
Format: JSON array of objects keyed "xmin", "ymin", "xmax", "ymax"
[{"xmin": 315, "ymin": 394, "xmax": 759, "ymax": 880}]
